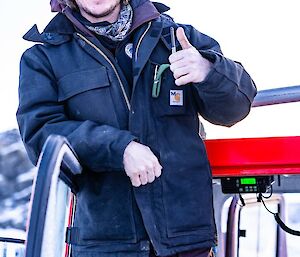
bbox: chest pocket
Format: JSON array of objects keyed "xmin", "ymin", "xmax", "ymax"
[
  {"xmin": 149, "ymin": 61, "xmax": 191, "ymax": 117},
  {"xmin": 57, "ymin": 67, "xmax": 118, "ymax": 126},
  {"xmin": 58, "ymin": 67, "xmax": 110, "ymax": 101}
]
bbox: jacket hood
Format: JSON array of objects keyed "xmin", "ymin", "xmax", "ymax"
[{"xmin": 50, "ymin": 0, "xmax": 64, "ymax": 12}]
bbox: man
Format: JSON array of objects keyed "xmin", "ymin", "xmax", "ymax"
[{"xmin": 17, "ymin": 0, "xmax": 257, "ymax": 256}]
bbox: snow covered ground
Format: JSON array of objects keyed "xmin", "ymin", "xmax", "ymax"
[{"xmin": 0, "ymin": 130, "xmax": 34, "ymax": 257}]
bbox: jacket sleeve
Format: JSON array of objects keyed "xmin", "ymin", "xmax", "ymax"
[
  {"xmin": 186, "ymin": 25, "xmax": 257, "ymax": 127},
  {"xmin": 17, "ymin": 47, "xmax": 137, "ymax": 171}
]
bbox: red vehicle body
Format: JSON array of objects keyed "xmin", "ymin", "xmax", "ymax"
[{"xmin": 205, "ymin": 136, "xmax": 300, "ymax": 177}]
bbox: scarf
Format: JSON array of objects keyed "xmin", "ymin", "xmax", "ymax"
[{"xmin": 86, "ymin": 4, "xmax": 133, "ymax": 41}]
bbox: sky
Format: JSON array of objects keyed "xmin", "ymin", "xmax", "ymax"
[{"xmin": 1, "ymin": 0, "xmax": 300, "ymax": 138}]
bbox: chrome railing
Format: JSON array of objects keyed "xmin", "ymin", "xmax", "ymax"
[{"xmin": 252, "ymin": 85, "xmax": 300, "ymax": 107}]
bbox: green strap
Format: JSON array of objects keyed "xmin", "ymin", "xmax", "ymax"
[{"xmin": 152, "ymin": 64, "xmax": 170, "ymax": 98}]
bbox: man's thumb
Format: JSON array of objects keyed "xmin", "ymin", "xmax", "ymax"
[{"xmin": 176, "ymin": 27, "xmax": 192, "ymax": 50}]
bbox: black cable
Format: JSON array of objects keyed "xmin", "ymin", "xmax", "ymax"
[
  {"xmin": 260, "ymin": 196, "xmax": 300, "ymax": 236},
  {"xmin": 261, "ymin": 185, "xmax": 273, "ymax": 199},
  {"xmin": 274, "ymin": 214, "xmax": 300, "ymax": 236},
  {"xmin": 238, "ymin": 193, "xmax": 245, "ymax": 207},
  {"xmin": 261, "ymin": 197, "xmax": 276, "ymax": 215}
]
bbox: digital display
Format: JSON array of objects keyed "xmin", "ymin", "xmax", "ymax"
[{"xmin": 240, "ymin": 178, "xmax": 257, "ymax": 185}]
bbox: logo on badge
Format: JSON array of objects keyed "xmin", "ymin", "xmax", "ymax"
[
  {"xmin": 125, "ymin": 43, "xmax": 133, "ymax": 59},
  {"xmin": 170, "ymin": 90, "xmax": 183, "ymax": 106}
]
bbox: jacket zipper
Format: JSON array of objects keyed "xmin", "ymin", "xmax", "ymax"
[
  {"xmin": 135, "ymin": 22, "xmax": 152, "ymax": 61},
  {"xmin": 77, "ymin": 33, "xmax": 131, "ymax": 111}
]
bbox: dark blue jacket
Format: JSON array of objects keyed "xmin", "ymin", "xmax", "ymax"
[{"xmin": 17, "ymin": 1, "xmax": 257, "ymax": 256}]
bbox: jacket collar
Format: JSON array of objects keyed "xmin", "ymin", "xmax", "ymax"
[
  {"xmin": 131, "ymin": 1, "xmax": 161, "ymax": 32},
  {"xmin": 23, "ymin": 1, "xmax": 170, "ymax": 45},
  {"xmin": 22, "ymin": 13, "xmax": 74, "ymax": 44}
]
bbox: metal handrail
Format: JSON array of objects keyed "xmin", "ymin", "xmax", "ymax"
[
  {"xmin": 0, "ymin": 237, "xmax": 25, "ymax": 244},
  {"xmin": 252, "ymin": 85, "xmax": 300, "ymax": 107},
  {"xmin": 25, "ymin": 135, "xmax": 82, "ymax": 257}
]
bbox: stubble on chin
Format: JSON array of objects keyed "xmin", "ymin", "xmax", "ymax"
[{"xmin": 80, "ymin": 1, "xmax": 121, "ymax": 19}]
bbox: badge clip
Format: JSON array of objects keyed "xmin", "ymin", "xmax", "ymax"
[{"xmin": 152, "ymin": 64, "xmax": 170, "ymax": 98}]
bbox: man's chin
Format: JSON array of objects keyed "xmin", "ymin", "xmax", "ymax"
[{"xmin": 88, "ymin": 5, "xmax": 119, "ymax": 19}]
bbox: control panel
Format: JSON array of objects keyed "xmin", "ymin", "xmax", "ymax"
[{"xmin": 221, "ymin": 176, "xmax": 274, "ymax": 194}]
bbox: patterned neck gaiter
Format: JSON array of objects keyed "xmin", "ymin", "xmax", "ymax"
[{"xmin": 86, "ymin": 4, "xmax": 133, "ymax": 41}]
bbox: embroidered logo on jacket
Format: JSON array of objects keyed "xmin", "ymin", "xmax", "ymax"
[{"xmin": 170, "ymin": 90, "xmax": 183, "ymax": 106}]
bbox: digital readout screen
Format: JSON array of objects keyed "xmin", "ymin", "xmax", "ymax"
[{"xmin": 240, "ymin": 178, "xmax": 257, "ymax": 185}]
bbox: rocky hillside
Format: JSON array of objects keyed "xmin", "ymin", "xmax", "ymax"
[{"xmin": 0, "ymin": 129, "xmax": 35, "ymax": 232}]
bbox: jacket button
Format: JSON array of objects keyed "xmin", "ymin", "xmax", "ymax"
[
  {"xmin": 45, "ymin": 33, "xmax": 53, "ymax": 40},
  {"xmin": 131, "ymin": 110, "xmax": 135, "ymax": 115}
]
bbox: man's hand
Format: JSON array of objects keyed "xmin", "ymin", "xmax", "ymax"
[
  {"xmin": 169, "ymin": 27, "xmax": 213, "ymax": 86},
  {"xmin": 123, "ymin": 141, "xmax": 162, "ymax": 187}
]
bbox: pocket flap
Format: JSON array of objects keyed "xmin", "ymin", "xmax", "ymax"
[{"xmin": 57, "ymin": 67, "xmax": 110, "ymax": 101}]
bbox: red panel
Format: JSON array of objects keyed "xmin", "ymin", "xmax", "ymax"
[{"xmin": 204, "ymin": 136, "xmax": 300, "ymax": 177}]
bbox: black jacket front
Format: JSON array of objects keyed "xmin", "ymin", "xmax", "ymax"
[{"xmin": 17, "ymin": 1, "xmax": 257, "ymax": 256}]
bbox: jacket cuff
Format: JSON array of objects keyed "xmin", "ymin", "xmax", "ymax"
[
  {"xmin": 193, "ymin": 50, "xmax": 224, "ymax": 91},
  {"xmin": 195, "ymin": 50, "xmax": 244, "ymax": 92}
]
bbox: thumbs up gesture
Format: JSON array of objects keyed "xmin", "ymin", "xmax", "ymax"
[{"xmin": 169, "ymin": 27, "xmax": 213, "ymax": 86}]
